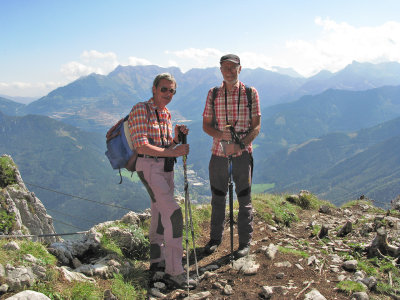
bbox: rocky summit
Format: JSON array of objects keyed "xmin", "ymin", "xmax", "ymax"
[{"xmin": 1, "ymin": 154, "xmax": 400, "ymax": 299}]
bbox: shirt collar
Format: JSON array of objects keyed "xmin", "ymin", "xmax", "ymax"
[
  {"xmin": 148, "ymin": 98, "xmax": 168, "ymax": 113},
  {"xmin": 221, "ymin": 81, "xmax": 242, "ymax": 93}
]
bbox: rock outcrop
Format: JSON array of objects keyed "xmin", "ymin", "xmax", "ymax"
[{"xmin": 0, "ymin": 154, "xmax": 58, "ymax": 243}]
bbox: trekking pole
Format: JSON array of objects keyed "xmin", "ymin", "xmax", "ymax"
[
  {"xmin": 228, "ymin": 154, "xmax": 234, "ymax": 266},
  {"xmin": 180, "ymin": 131, "xmax": 190, "ymax": 295},
  {"xmin": 226, "ymin": 125, "xmax": 235, "ymax": 266},
  {"xmin": 179, "ymin": 131, "xmax": 199, "ymax": 289}
]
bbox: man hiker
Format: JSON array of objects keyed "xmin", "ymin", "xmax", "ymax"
[
  {"xmin": 128, "ymin": 73, "xmax": 196, "ymax": 289},
  {"xmin": 202, "ymin": 54, "xmax": 261, "ymax": 258}
]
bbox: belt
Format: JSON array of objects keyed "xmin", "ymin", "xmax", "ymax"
[{"xmin": 137, "ymin": 154, "xmax": 167, "ymax": 159}]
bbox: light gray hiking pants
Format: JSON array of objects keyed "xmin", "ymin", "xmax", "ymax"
[
  {"xmin": 136, "ymin": 157, "xmax": 184, "ymax": 276},
  {"xmin": 209, "ymin": 151, "xmax": 253, "ymax": 245}
]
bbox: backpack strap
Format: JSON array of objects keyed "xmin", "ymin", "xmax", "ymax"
[
  {"xmin": 245, "ymin": 85, "xmax": 253, "ymax": 122},
  {"xmin": 211, "ymin": 86, "xmax": 219, "ymax": 127}
]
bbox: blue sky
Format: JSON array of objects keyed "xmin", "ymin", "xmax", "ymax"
[{"xmin": 1, "ymin": 0, "xmax": 400, "ymax": 98}]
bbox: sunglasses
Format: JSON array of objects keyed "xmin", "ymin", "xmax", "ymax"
[{"xmin": 160, "ymin": 87, "xmax": 176, "ymax": 95}]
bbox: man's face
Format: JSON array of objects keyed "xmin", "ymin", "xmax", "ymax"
[
  {"xmin": 152, "ymin": 79, "xmax": 176, "ymax": 109},
  {"xmin": 220, "ymin": 61, "xmax": 241, "ymax": 85}
]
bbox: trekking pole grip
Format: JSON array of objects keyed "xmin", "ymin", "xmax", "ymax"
[{"xmin": 178, "ymin": 131, "xmax": 187, "ymax": 145}]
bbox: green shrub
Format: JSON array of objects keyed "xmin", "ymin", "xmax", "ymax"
[
  {"xmin": 278, "ymin": 246, "xmax": 309, "ymax": 258},
  {"xmin": 66, "ymin": 281, "xmax": 102, "ymax": 299},
  {"xmin": 286, "ymin": 192, "xmax": 326, "ymax": 210},
  {"xmin": 19, "ymin": 240, "xmax": 58, "ymax": 265},
  {"xmin": 0, "ymin": 209, "xmax": 16, "ymax": 234},
  {"xmin": 0, "ymin": 239, "xmax": 57, "ymax": 266},
  {"xmin": 336, "ymin": 280, "xmax": 366, "ymax": 294},
  {"xmin": 0, "ymin": 157, "xmax": 17, "ymax": 188},
  {"xmin": 111, "ymin": 273, "xmax": 146, "ymax": 300}
]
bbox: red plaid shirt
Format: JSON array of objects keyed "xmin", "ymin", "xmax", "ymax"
[
  {"xmin": 128, "ymin": 98, "xmax": 172, "ymax": 148},
  {"xmin": 203, "ymin": 81, "xmax": 261, "ymax": 157}
]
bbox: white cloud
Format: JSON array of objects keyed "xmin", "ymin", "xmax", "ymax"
[
  {"xmin": 0, "ymin": 81, "xmax": 62, "ymax": 97},
  {"xmin": 164, "ymin": 19, "xmax": 400, "ymax": 77},
  {"xmin": 283, "ymin": 18, "xmax": 400, "ymax": 76},
  {"xmin": 61, "ymin": 50, "xmax": 119, "ymax": 80},
  {"xmin": 127, "ymin": 56, "xmax": 152, "ymax": 66},
  {"xmin": 165, "ymin": 48, "xmax": 223, "ymax": 71},
  {"xmin": 169, "ymin": 48, "xmax": 222, "ymax": 61}
]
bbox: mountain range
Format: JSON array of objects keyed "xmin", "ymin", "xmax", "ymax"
[
  {"xmin": 254, "ymin": 116, "xmax": 400, "ymax": 205},
  {"xmin": 1, "ymin": 61, "xmax": 400, "ymax": 230},
  {"xmin": 4, "ymin": 60, "xmax": 400, "ymax": 132}
]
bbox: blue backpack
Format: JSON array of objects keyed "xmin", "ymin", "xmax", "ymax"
[{"xmin": 105, "ymin": 102, "xmax": 150, "ymax": 183}]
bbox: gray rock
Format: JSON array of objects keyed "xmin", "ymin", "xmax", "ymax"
[
  {"xmin": 103, "ymin": 289, "xmax": 117, "ymax": 300},
  {"xmin": 149, "ymin": 288, "xmax": 166, "ymax": 298},
  {"xmin": 260, "ymin": 286, "xmax": 273, "ymax": 299},
  {"xmin": 0, "ymin": 263, "xmax": 4, "ymax": 277},
  {"xmin": 152, "ymin": 271, "xmax": 165, "ymax": 282},
  {"xmin": 3, "ymin": 242, "xmax": 19, "ymax": 251},
  {"xmin": 57, "ymin": 266, "xmax": 95, "ymax": 283},
  {"xmin": 342, "ymin": 260, "xmax": 358, "ymax": 271},
  {"xmin": 121, "ymin": 211, "xmax": 140, "ymax": 225},
  {"xmin": 337, "ymin": 274, "xmax": 346, "ymax": 281},
  {"xmin": 307, "ymin": 255, "xmax": 319, "ymax": 266},
  {"xmin": 265, "ymin": 243, "xmax": 278, "ymax": 260},
  {"xmin": 5, "ymin": 266, "xmax": 35, "ymax": 291},
  {"xmin": 350, "ymin": 292, "xmax": 369, "ymax": 300},
  {"xmin": 183, "ymin": 291, "xmax": 211, "ymax": 300},
  {"xmin": 154, "ymin": 281, "xmax": 166, "ymax": 290},
  {"xmin": 319, "ymin": 205, "xmax": 332, "ymax": 214},
  {"xmin": 304, "ymin": 289, "xmax": 327, "ymax": 300},
  {"xmin": 0, "ymin": 155, "xmax": 58, "ymax": 243},
  {"xmin": 75, "ymin": 263, "xmax": 114, "ymax": 279},
  {"xmin": 391, "ymin": 194, "xmax": 400, "ymax": 211},
  {"xmin": 48, "ymin": 230, "xmax": 102, "ymax": 265},
  {"xmin": 212, "ymin": 282, "xmax": 224, "ymax": 289},
  {"xmin": 232, "ymin": 254, "xmax": 260, "ymax": 275},
  {"xmin": 203, "ymin": 264, "xmax": 219, "ymax": 271},
  {"xmin": 295, "ymin": 263, "xmax": 304, "ymax": 270},
  {"xmin": 223, "ymin": 284, "xmax": 234, "ymax": 295},
  {"xmin": 72, "ymin": 257, "xmax": 82, "ymax": 269},
  {"xmin": 274, "ymin": 261, "xmax": 292, "ymax": 268},
  {"xmin": 31, "ymin": 265, "xmax": 47, "ymax": 280},
  {"xmin": 0, "ymin": 284, "xmax": 9, "ymax": 293},
  {"xmin": 361, "ymin": 276, "xmax": 377, "ymax": 290},
  {"xmin": 353, "ymin": 271, "xmax": 365, "ymax": 281},
  {"xmin": 22, "ymin": 254, "xmax": 37, "ymax": 263},
  {"xmin": 359, "ymin": 223, "xmax": 374, "ymax": 237},
  {"xmin": 337, "ymin": 221, "xmax": 352, "ymax": 237},
  {"xmin": 5, "ymin": 290, "xmax": 50, "ymax": 300}
]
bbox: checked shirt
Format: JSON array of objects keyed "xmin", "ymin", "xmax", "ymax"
[
  {"xmin": 203, "ymin": 81, "xmax": 261, "ymax": 157},
  {"xmin": 128, "ymin": 98, "xmax": 173, "ymax": 149}
]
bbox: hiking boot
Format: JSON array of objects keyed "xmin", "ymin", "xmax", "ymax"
[
  {"xmin": 149, "ymin": 260, "xmax": 165, "ymax": 272},
  {"xmin": 204, "ymin": 239, "xmax": 221, "ymax": 255},
  {"xmin": 235, "ymin": 243, "xmax": 250, "ymax": 258},
  {"xmin": 165, "ymin": 273, "xmax": 198, "ymax": 289}
]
